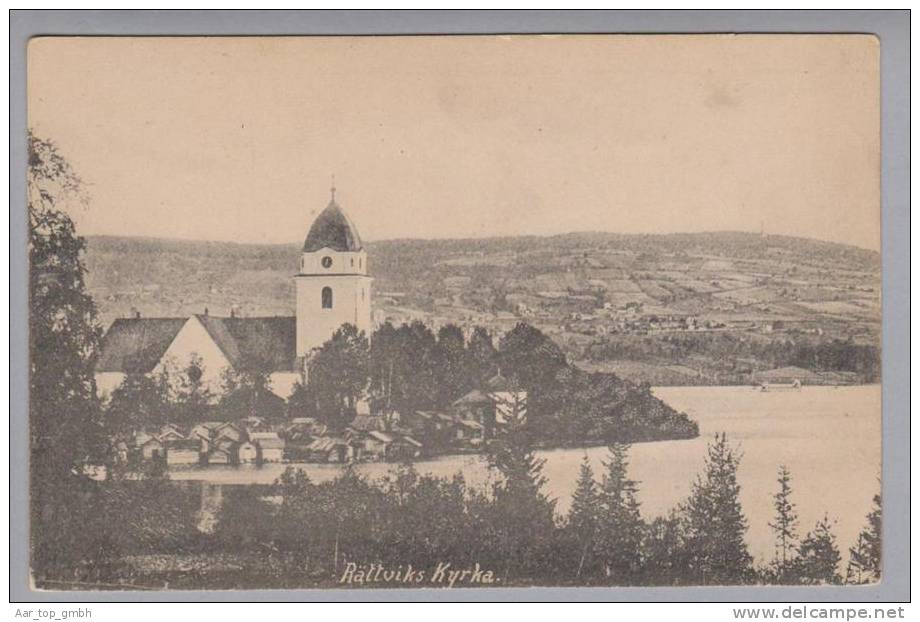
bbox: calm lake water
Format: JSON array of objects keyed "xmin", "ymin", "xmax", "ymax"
[{"xmin": 172, "ymin": 385, "xmax": 881, "ymax": 566}]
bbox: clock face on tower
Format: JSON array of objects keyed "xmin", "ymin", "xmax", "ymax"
[{"xmin": 296, "ymin": 189, "xmax": 372, "ymax": 359}]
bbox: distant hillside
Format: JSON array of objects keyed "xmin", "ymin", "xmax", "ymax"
[{"xmin": 84, "ymin": 231, "xmax": 881, "ymax": 384}]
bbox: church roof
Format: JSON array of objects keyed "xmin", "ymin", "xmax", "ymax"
[
  {"xmin": 96, "ymin": 315, "xmax": 298, "ymax": 374},
  {"xmin": 303, "ymin": 199, "xmax": 364, "ymax": 253},
  {"xmin": 196, "ymin": 315, "xmax": 298, "ymax": 372},
  {"xmin": 96, "ymin": 317, "xmax": 188, "ymax": 373}
]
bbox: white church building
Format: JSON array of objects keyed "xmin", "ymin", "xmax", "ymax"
[{"xmin": 95, "ymin": 187, "xmax": 373, "ymax": 401}]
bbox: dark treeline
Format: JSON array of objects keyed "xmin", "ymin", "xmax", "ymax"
[
  {"xmin": 370, "ymin": 230, "xmax": 881, "ymax": 272},
  {"xmin": 102, "ymin": 318, "xmax": 699, "ymax": 447},
  {"xmin": 586, "ymin": 332, "xmax": 880, "ymax": 382},
  {"xmin": 295, "ymin": 320, "xmax": 698, "ymax": 444},
  {"xmin": 33, "ymin": 429, "xmax": 882, "ymax": 589}
]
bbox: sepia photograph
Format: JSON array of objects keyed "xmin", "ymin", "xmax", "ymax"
[{"xmin": 24, "ymin": 30, "xmax": 888, "ymax": 595}]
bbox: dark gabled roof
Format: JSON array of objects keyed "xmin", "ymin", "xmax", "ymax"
[
  {"xmin": 349, "ymin": 414, "xmax": 387, "ymax": 432},
  {"xmin": 308, "ymin": 437, "xmax": 349, "ymax": 451},
  {"xmin": 196, "ymin": 315, "xmax": 297, "ymax": 372},
  {"xmin": 96, "ymin": 315, "xmax": 298, "ymax": 374},
  {"xmin": 165, "ymin": 439, "xmax": 201, "ymax": 451},
  {"xmin": 192, "ymin": 421, "xmax": 229, "ymax": 433},
  {"xmin": 96, "ymin": 317, "xmax": 188, "ymax": 373},
  {"xmin": 486, "ymin": 374, "xmax": 515, "ymax": 392},
  {"xmin": 453, "ymin": 389, "xmax": 492, "ymax": 406},
  {"xmin": 303, "ymin": 201, "xmax": 364, "ymax": 253}
]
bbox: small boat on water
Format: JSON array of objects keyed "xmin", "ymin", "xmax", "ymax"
[{"xmin": 759, "ymin": 379, "xmax": 802, "ymax": 392}]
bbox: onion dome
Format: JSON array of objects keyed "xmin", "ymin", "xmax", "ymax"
[{"xmin": 302, "ymin": 184, "xmax": 364, "ymax": 253}]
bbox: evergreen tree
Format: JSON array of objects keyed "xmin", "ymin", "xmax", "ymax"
[
  {"xmin": 466, "ymin": 325, "xmax": 499, "ymax": 386},
  {"xmin": 106, "ymin": 371, "xmax": 172, "ymax": 436},
  {"xmin": 484, "ymin": 414, "xmax": 557, "ymax": 582},
  {"xmin": 498, "ymin": 322, "xmax": 567, "ymax": 390},
  {"xmin": 681, "ymin": 433, "xmax": 753, "ymax": 584},
  {"xmin": 435, "ymin": 323, "xmax": 471, "ymax": 403},
  {"xmin": 767, "ymin": 465, "xmax": 799, "ymax": 583},
  {"xmin": 28, "ymin": 131, "xmax": 105, "ymax": 579},
  {"xmin": 598, "ymin": 443, "xmax": 645, "ymax": 583},
  {"xmin": 219, "ymin": 356, "xmax": 283, "ymax": 421},
  {"xmin": 794, "ymin": 515, "xmax": 841, "ymax": 584},
  {"xmin": 846, "ymin": 491, "xmax": 881, "ymax": 584},
  {"xmin": 368, "ymin": 321, "xmax": 400, "ymax": 414},
  {"xmin": 286, "ymin": 380, "xmax": 318, "ymax": 420},
  {"xmin": 566, "ymin": 454, "xmax": 602, "ymax": 580},
  {"xmin": 173, "ymin": 354, "xmax": 213, "ymax": 423},
  {"xmin": 308, "ymin": 323, "xmax": 369, "ymax": 427},
  {"xmin": 394, "ymin": 321, "xmax": 443, "ymax": 412},
  {"xmin": 641, "ymin": 512, "xmax": 687, "ymax": 585}
]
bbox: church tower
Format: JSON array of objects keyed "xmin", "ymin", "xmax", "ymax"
[{"xmin": 295, "ymin": 184, "xmax": 373, "ymax": 359}]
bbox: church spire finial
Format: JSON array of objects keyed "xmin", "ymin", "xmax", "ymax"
[{"xmin": 330, "ymin": 174, "xmax": 336, "ymax": 202}]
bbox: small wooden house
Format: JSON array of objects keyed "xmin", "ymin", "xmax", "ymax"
[
  {"xmin": 363, "ymin": 430, "xmax": 393, "ymax": 461},
  {"xmin": 188, "ymin": 421, "xmax": 225, "ymax": 450},
  {"xmin": 306, "ymin": 437, "xmax": 352, "ymax": 463},
  {"xmin": 349, "ymin": 413, "xmax": 387, "ymax": 434},
  {"xmin": 455, "ymin": 419, "xmax": 485, "ymax": 445},
  {"xmin": 250, "ymin": 431, "xmax": 285, "ymax": 463},
  {"xmin": 134, "ymin": 430, "xmax": 155, "ymax": 449},
  {"xmin": 453, "ymin": 389, "xmax": 498, "ymax": 437},
  {"xmin": 208, "ymin": 439, "xmax": 237, "ymax": 465},
  {"xmin": 387, "ymin": 435, "xmax": 423, "ymax": 461},
  {"xmin": 158, "ymin": 424, "xmax": 186, "ymax": 443},
  {"xmin": 486, "ymin": 374, "xmax": 527, "ymax": 426},
  {"xmin": 405, "ymin": 411, "xmax": 438, "ymax": 432},
  {"xmin": 213, "ymin": 422, "xmax": 243, "ymax": 443},
  {"xmin": 140, "ymin": 436, "xmax": 165, "ymax": 461},
  {"xmin": 401, "ymin": 411, "xmax": 458, "ymax": 447},
  {"xmin": 283, "ymin": 440, "xmax": 313, "ymax": 462},
  {"xmin": 165, "ymin": 439, "xmax": 202, "ymax": 466},
  {"xmin": 287, "ymin": 417, "xmax": 323, "ymax": 436},
  {"xmin": 237, "ymin": 441, "xmax": 258, "ymax": 464}
]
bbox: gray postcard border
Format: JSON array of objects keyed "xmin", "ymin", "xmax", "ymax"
[{"xmin": 9, "ymin": 10, "xmax": 910, "ymax": 603}]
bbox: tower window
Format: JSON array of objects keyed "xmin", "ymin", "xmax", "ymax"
[
  {"xmin": 322, "ymin": 287, "xmax": 333, "ymax": 309},
  {"xmin": 321, "ymin": 256, "xmax": 333, "ymax": 269}
]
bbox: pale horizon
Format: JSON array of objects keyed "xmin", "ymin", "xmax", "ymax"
[{"xmin": 29, "ymin": 35, "xmax": 880, "ymax": 251}]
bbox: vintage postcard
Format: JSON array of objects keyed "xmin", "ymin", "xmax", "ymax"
[{"xmin": 27, "ymin": 34, "xmax": 881, "ymax": 591}]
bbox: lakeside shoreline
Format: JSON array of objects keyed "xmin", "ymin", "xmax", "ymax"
[{"xmin": 154, "ymin": 384, "xmax": 880, "ymax": 486}]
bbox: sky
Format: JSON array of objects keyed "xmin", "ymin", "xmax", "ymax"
[{"xmin": 28, "ymin": 35, "xmax": 880, "ymax": 250}]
